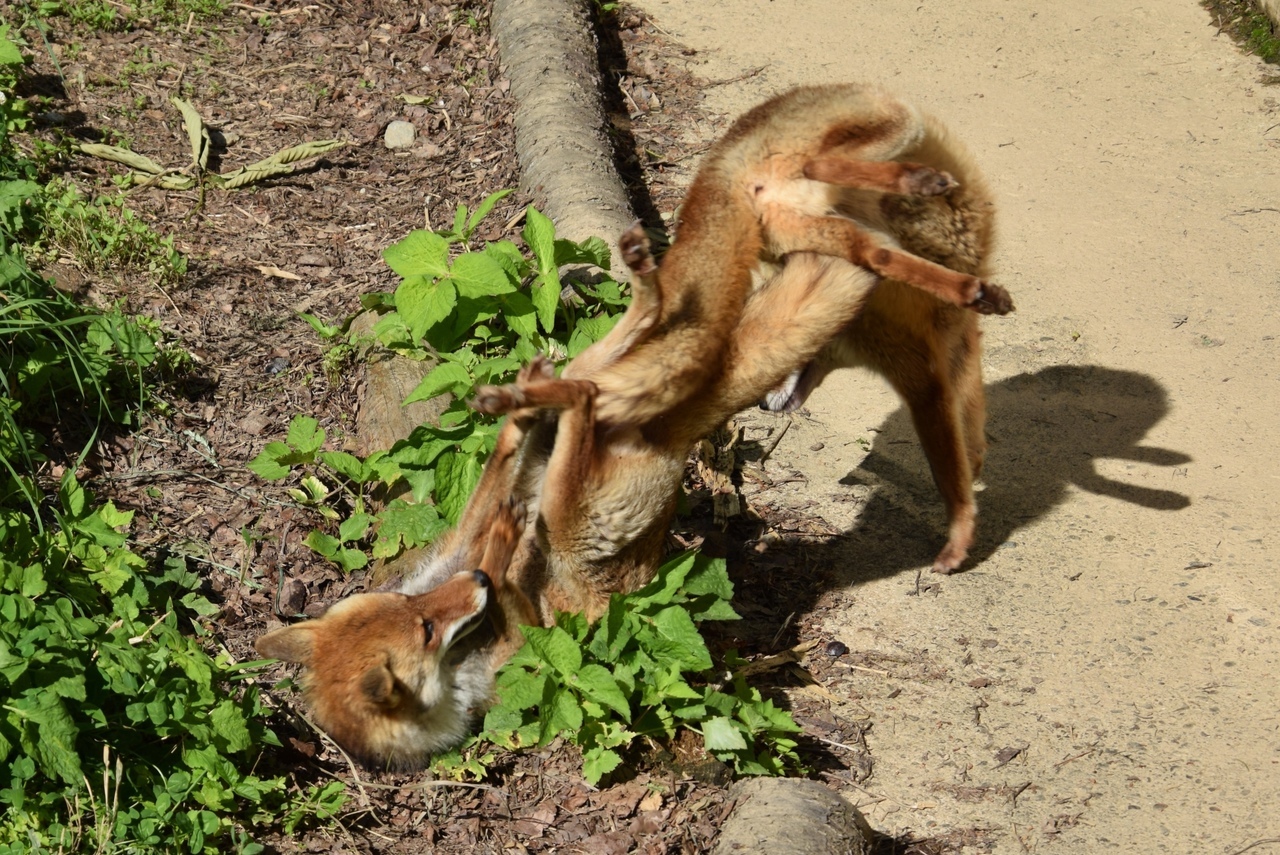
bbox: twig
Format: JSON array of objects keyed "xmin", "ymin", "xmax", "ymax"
[
  {"xmin": 808, "ymin": 733, "xmax": 864, "ymax": 755},
  {"xmin": 1053, "ymin": 748, "xmax": 1095, "ymax": 768},
  {"xmin": 297, "ymin": 710, "xmax": 373, "ymax": 809},
  {"xmin": 758, "ymin": 415, "xmax": 792, "ymax": 464},
  {"xmin": 1229, "ymin": 839, "xmax": 1280, "ymax": 855},
  {"xmin": 705, "ymin": 65, "xmax": 767, "ymax": 87}
]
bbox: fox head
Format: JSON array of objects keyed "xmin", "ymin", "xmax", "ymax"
[{"xmin": 255, "ymin": 569, "xmax": 499, "ymax": 770}]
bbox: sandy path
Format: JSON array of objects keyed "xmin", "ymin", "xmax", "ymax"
[{"xmin": 630, "ymin": 1, "xmax": 1280, "ymax": 850}]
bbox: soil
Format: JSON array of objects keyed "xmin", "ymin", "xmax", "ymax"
[{"xmin": 15, "ymin": 0, "xmax": 1280, "ymax": 853}]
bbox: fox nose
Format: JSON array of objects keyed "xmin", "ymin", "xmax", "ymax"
[{"xmin": 471, "ymin": 569, "xmax": 491, "ymax": 588}]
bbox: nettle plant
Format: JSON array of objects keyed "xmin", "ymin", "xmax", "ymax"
[
  {"xmin": 251, "ymin": 193, "xmax": 629, "ymax": 564},
  {"xmin": 450, "ymin": 551, "xmax": 805, "ymax": 785}
]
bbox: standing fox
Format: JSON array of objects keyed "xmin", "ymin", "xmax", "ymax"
[{"xmin": 255, "ymin": 82, "xmax": 1011, "ymax": 768}]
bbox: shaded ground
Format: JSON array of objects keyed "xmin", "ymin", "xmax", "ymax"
[{"xmin": 13, "ymin": 2, "xmax": 962, "ymax": 852}]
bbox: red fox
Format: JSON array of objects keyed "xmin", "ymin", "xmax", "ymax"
[{"xmin": 254, "ymin": 82, "xmax": 1011, "ymax": 768}]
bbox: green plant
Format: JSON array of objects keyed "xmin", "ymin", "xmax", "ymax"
[
  {"xmin": 252, "ymin": 194, "xmax": 629, "ymax": 565},
  {"xmin": 35, "ymin": 0, "xmax": 228, "ymax": 32},
  {"xmin": 436, "ymin": 552, "xmax": 804, "ymax": 785},
  {"xmin": 35, "ymin": 178, "xmax": 187, "ymax": 286},
  {"xmin": 1, "ymin": 32, "xmax": 339, "ymax": 849}
]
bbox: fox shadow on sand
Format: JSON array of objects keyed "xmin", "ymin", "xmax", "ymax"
[{"xmin": 769, "ymin": 364, "xmax": 1193, "ymax": 593}]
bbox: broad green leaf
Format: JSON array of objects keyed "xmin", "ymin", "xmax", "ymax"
[
  {"xmin": 246, "ymin": 442, "xmax": 292, "ymax": 480},
  {"xmin": 522, "ymin": 208, "xmax": 557, "ymax": 274},
  {"xmin": 494, "ymin": 668, "xmax": 548, "ymax": 712},
  {"xmin": 572, "ymin": 664, "xmax": 631, "ymax": 720},
  {"xmin": 500, "ymin": 291, "xmax": 539, "ymax": 339},
  {"xmin": 338, "ymin": 513, "xmax": 374, "ymax": 543},
  {"xmin": 384, "ymin": 230, "xmax": 450, "ymax": 279},
  {"xmin": 522, "ymin": 625, "xmax": 583, "ymax": 677},
  {"xmin": 286, "ymin": 416, "xmax": 325, "ymax": 454},
  {"xmin": 582, "ymin": 746, "xmax": 623, "ymax": 786},
  {"xmin": 304, "ymin": 531, "xmax": 340, "ymax": 559},
  {"xmin": 432, "ymin": 451, "xmax": 484, "ymax": 524},
  {"xmin": 334, "ymin": 547, "xmax": 368, "ymax": 571},
  {"xmin": 633, "ymin": 552, "xmax": 699, "ymax": 607},
  {"xmin": 531, "ymin": 277, "xmax": 561, "ymax": 334},
  {"xmin": 403, "ymin": 361, "xmax": 473, "ymax": 406},
  {"xmin": 450, "ymin": 251, "xmax": 516, "ymax": 299},
  {"xmin": 554, "ymin": 235, "xmax": 611, "ymax": 269},
  {"xmin": 641, "ymin": 606, "xmax": 712, "ymax": 671},
  {"xmin": 318, "ymin": 451, "xmax": 370, "ymax": 484},
  {"xmin": 702, "ymin": 716, "xmax": 749, "ymax": 752},
  {"xmin": 372, "ymin": 501, "xmax": 448, "ymax": 557},
  {"xmin": 541, "ymin": 687, "xmax": 584, "ymax": 742},
  {"xmin": 210, "ymin": 701, "xmax": 252, "ymax": 752},
  {"xmin": 20, "ymin": 694, "xmax": 83, "ymax": 785},
  {"xmin": 397, "ymin": 275, "xmax": 458, "ymax": 341}
]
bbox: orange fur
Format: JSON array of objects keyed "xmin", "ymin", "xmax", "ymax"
[{"xmin": 254, "ymin": 82, "xmax": 1012, "ymax": 768}]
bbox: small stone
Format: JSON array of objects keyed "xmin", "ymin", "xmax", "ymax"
[
  {"xmin": 824, "ymin": 640, "xmax": 848, "ymax": 657},
  {"xmin": 384, "ymin": 120, "xmax": 416, "ymax": 149}
]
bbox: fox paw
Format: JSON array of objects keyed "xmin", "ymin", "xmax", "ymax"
[
  {"xmin": 517, "ymin": 354, "xmax": 556, "ymax": 384},
  {"xmin": 471, "ymin": 385, "xmax": 524, "ymax": 415},
  {"xmin": 619, "ymin": 223, "xmax": 657, "ymax": 276},
  {"xmin": 493, "ymin": 496, "xmax": 527, "ymax": 543},
  {"xmin": 901, "ymin": 165, "xmax": 958, "ymax": 197},
  {"xmin": 967, "ymin": 281, "xmax": 1015, "ymax": 316}
]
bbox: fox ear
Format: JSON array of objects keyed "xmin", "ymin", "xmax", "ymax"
[
  {"xmin": 359, "ymin": 663, "xmax": 401, "ymax": 709},
  {"xmin": 255, "ymin": 624, "xmax": 316, "ymax": 665}
]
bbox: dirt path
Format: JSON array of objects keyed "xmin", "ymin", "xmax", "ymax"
[{"xmin": 629, "ymin": 1, "xmax": 1280, "ymax": 851}]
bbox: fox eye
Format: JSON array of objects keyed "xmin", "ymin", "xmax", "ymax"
[{"xmin": 422, "ymin": 620, "xmax": 434, "ymax": 645}]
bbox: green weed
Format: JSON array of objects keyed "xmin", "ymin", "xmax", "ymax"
[
  {"xmin": 2, "ymin": 28, "xmax": 335, "ymax": 851},
  {"xmin": 252, "ymin": 192, "xmax": 629, "ymax": 564},
  {"xmin": 439, "ymin": 552, "xmax": 804, "ymax": 785}
]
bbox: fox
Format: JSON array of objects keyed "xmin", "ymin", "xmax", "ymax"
[
  {"xmin": 745, "ymin": 84, "xmax": 1003, "ymax": 573},
  {"xmin": 254, "ymin": 82, "xmax": 1011, "ymax": 768},
  {"xmin": 572, "ymin": 82, "xmax": 1009, "ymax": 573}
]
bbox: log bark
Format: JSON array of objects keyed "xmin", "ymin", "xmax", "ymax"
[{"xmin": 492, "ymin": 0, "xmax": 636, "ymax": 247}]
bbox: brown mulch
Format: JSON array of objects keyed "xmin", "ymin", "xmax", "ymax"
[{"xmin": 15, "ymin": 1, "xmax": 966, "ymax": 852}]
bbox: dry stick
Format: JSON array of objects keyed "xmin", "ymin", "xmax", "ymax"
[
  {"xmin": 295, "ymin": 709, "xmax": 373, "ymax": 809},
  {"xmin": 1229, "ymin": 840, "xmax": 1280, "ymax": 855},
  {"xmin": 758, "ymin": 415, "xmax": 793, "ymax": 465}
]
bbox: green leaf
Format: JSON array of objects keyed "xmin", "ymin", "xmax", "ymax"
[
  {"xmin": 372, "ymin": 501, "xmax": 448, "ymax": 557},
  {"xmin": 403, "ymin": 360, "xmax": 473, "ymax": 406},
  {"xmin": 0, "ymin": 29, "xmax": 24, "ymax": 67},
  {"xmin": 641, "ymin": 606, "xmax": 712, "ymax": 671},
  {"xmin": 500, "ymin": 291, "xmax": 539, "ymax": 339},
  {"xmin": 18, "ymin": 694, "xmax": 83, "ymax": 785},
  {"xmin": 554, "ymin": 235, "xmax": 611, "ymax": 269},
  {"xmin": 572, "ymin": 664, "xmax": 631, "ymax": 720},
  {"xmin": 466, "ymin": 189, "xmax": 515, "ymax": 234},
  {"xmin": 450, "ymin": 251, "xmax": 516, "ymax": 299},
  {"xmin": 384, "ymin": 230, "xmax": 450, "ymax": 279},
  {"xmin": 702, "ymin": 716, "xmax": 749, "ymax": 752},
  {"xmin": 303, "ymin": 531, "xmax": 340, "ymax": 559},
  {"xmin": 522, "ymin": 625, "xmax": 583, "ymax": 677},
  {"xmin": 397, "ymin": 275, "xmax": 458, "ymax": 341},
  {"xmin": 432, "ymin": 451, "xmax": 484, "ymax": 524},
  {"xmin": 582, "ymin": 746, "xmax": 623, "ymax": 786},
  {"xmin": 246, "ymin": 442, "xmax": 292, "ymax": 480},
  {"xmin": 495, "ymin": 668, "xmax": 549, "ymax": 712},
  {"xmin": 210, "ymin": 701, "xmax": 252, "ymax": 752},
  {"xmin": 541, "ymin": 687, "xmax": 584, "ymax": 742},
  {"xmin": 334, "ymin": 547, "xmax": 368, "ymax": 571},
  {"xmin": 337, "ymin": 513, "xmax": 374, "ymax": 543},
  {"xmin": 286, "ymin": 416, "xmax": 325, "ymax": 454},
  {"xmin": 318, "ymin": 451, "xmax": 370, "ymax": 484}
]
